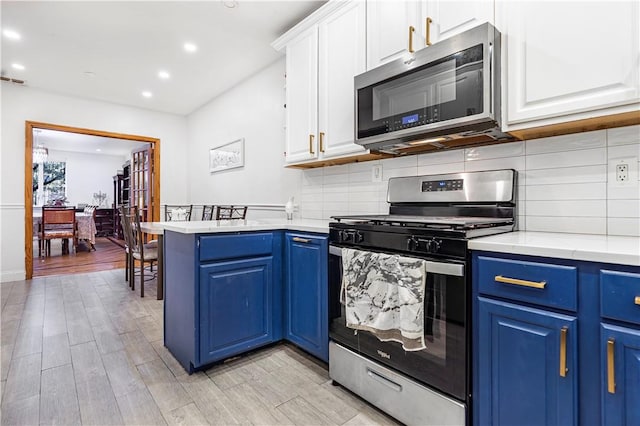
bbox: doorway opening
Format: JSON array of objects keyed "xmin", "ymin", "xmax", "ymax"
[{"xmin": 24, "ymin": 121, "xmax": 160, "ymax": 280}]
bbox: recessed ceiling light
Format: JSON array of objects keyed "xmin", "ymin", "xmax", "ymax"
[
  {"xmin": 3, "ymin": 29, "xmax": 21, "ymax": 40},
  {"xmin": 142, "ymin": 91, "xmax": 152, "ymax": 98},
  {"xmin": 222, "ymin": 1, "xmax": 239, "ymax": 8},
  {"xmin": 158, "ymin": 70, "xmax": 170, "ymax": 80},
  {"xmin": 83, "ymin": 71, "xmax": 96, "ymax": 77},
  {"xmin": 183, "ymin": 42, "xmax": 198, "ymax": 53},
  {"xmin": 12, "ymin": 63, "xmax": 25, "ymax": 71},
  {"xmin": 96, "ymin": 148, "xmax": 102, "ymax": 152}
]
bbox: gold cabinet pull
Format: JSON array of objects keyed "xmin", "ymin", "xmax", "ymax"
[
  {"xmin": 559, "ymin": 327, "xmax": 568, "ymax": 377},
  {"xmin": 408, "ymin": 26, "xmax": 415, "ymax": 53},
  {"xmin": 635, "ymin": 296, "xmax": 640, "ymax": 305},
  {"xmin": 319, "ymin": 132, "xmax": 325, "ymax": 153},
  {"xmin": 607, "ymin": 338, "xmax": 616, "ymax": 393},
  {"xmin": 426, "ymin": 17, "xmax": 433, "ymax": 46},
  {"xmin": 292, "ymin": 237, "xmax": 311, "ymax": 243},
  {"xmin": 309, "ymin": 134, "xmax": 315, "ymax": 154},
  {"xmin": 494, "ymin": 275, "xmax": 547, "ymax": 289}
]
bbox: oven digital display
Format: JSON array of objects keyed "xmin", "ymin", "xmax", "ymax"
[
  {"xmin": 422, "ymin": 179, "xmax": 464, "ymax": 192},
  {"xmin": 402, "ymin": 114, "xmax": 419, "ymax": 125}
]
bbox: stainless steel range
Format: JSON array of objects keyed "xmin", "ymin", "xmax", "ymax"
[{"xmin": 328, "ymin": 169, "xmax": 516, "ymax": 426}]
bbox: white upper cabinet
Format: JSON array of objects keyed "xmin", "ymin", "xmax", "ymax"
[
  {"xmin": 276, "ymin": 1, "xmax": 367, "ymax": 165},
  {"xmin": 367, "ymin": 0, "xmax": 494, "ymax": 70},
  {"xmin": 285, "ymin": 27, "xmax": 318, "ymax": 164},
  {"xmin": 499, "ymin": 0, "xmax": 640, "ymax": 127},
  {"xmin": 318, "ymin": 1, "xmax": 367, "ymax": 159}
]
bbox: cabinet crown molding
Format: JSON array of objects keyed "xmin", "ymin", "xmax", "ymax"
[{"xmin": 271, "ymin": 0, "xmax": 354, "ymax": 51}]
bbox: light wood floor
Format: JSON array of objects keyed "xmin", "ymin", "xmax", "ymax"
[{"xmin": 0, "ymin": 270, "xmax": 399, "ymax": 425}]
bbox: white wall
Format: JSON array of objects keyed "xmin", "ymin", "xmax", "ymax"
[
  {"xmin": 187, "ymin": 58, "xmax": 302, "ymax": 219},
  {"xmin": 44, "ymin": 149, "xmax": 127, "ymax": 207},
  {"xmin": 0, "ymin": 84, "xmax": 189, "ymax": 282},
  {"xmin": 300, "ymin": 125, "xmax": 640, "ymax": 237}
]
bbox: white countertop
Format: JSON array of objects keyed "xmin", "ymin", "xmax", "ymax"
[
  {"xmin": 142, "ymin": 218, "xmax": 330, "ymax": 235},
  {"xmin": 469, "ymin": 231, "xmax": 640, "ymax": 266}
]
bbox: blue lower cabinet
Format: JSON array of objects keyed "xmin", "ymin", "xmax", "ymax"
[
  {"xmin": 285, "ymin": 232, "xmax": 328, "ymax": 362},
  {"xmin": 199, "ymin": 256, "xmax": 274, "ymax": 365},
  {"xmin": 601, "ymin": 324, "xmax": 640, "ymax": 426},
  {"xmin": 477, "ymin": 297, "xmax": 577, "ymax": 426}
]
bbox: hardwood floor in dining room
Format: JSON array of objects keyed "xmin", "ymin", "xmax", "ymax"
[{"xmin": 32, "ymin": 237, "xmax": 126, "ymax": 277}]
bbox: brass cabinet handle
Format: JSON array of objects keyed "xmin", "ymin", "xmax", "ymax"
[
  {"xmin": 408, "ymin": 26, "xmax": 415, "ymax": 53},
  {"xmin": 426, "ymin": 17, "xmax": 433, "ymax": 46},
  {"xmin": 319, "ymin": 132, "xmax": 325, "ymax": 153},
  {"xmin": 292, "ymin": 237, "xmax": 311, "ymax": 243},
  {"xmin": 309, "ymin": 134, "xmax": 315, "ymax": 154},
  {"xmin": 494, "ymin": 275, "xmax": 547, "ymax": 289},
  {"xmin": 635, "ymin": 296, "xmax": 640, "ymax": 305},
  {"xmin": 607, "ymin": 338, "xmax": 616, "ymax": 394},
  {"xmin": 559, "ymin": 327, "xmax": 568, "ymax": 377}
]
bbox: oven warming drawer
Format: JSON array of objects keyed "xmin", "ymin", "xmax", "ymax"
[{"xmin": 329, "ymin": 342, "xmax": 465, "ymax": 426}]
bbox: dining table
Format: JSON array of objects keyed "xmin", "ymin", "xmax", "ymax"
[
  {"xmin": 34, "ymin": 210, "xmax": 98, "ymax": 249},
  {"xmin": 139, "ymin": 221, "xmax": 164, "ymax": 300}
]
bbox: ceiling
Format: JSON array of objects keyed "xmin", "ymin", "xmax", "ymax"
[
  {"xmin": 34, "ymin": 128, "xmax": 144, "ymax": 157},
  {"xmin": 1, "ymin": 1, "xmax": 325, "ymax": 115}
]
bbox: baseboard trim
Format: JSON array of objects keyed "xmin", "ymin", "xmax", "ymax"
[{"xmin": 1, "ymin": 270, "xmax": 26, "ymax": 283}]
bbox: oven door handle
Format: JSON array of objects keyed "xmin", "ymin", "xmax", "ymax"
[{"xmin": 329, "ymin": 245, "xmax": 464, "ymax": 277}]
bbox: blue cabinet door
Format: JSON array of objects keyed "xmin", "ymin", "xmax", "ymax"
[
  {"xmin": 285, "ymin": 233, "xmax": 328, "ymax": 362},
  {"xmin": 477, "ymin": 297, "xmax": 577, "ymax": 426},
  {"xmin": 199, "ymin": 256, "xmax": 273, "ymax": 365},
  {"xmin": 601, "ymin": 324, "xmax": 640, "ymax": 425}
]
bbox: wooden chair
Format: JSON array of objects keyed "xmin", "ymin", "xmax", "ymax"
[
  {"xmin": 38, "ymin": 206, "xmax": 77, "ymax": 257},
  {"xmin": 201, "ymin": 205, "xmax": 215, "ymax": 220},
  {"xmin": 216, "ymin": 205, "xmax": 248, "ymax": 220},
  {"xmin": 165, "ymin": 205, "xmax": 193, "ymax": 221},
  {"xmin": 120, "ymin": 205, "xmax": 158, "ymax": 297}
]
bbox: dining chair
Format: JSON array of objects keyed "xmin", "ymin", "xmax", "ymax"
[
  {"xmin": 165, "ymin": 204, "xmax": 193, "ymax": 221},
  {"xmin": 120, "ymin": 205, "xmax": 158, "ymax": 297},
  {"xmin": 201, "ymin": 205, "xmax": 215, "ymax": 220},
  {"xmin": 216, "ymin": 205, "xmax": 248, "ymax": 220},
  {"xmin": 39, "ymin": 206, "xmax": 78, "ymax": 257}
]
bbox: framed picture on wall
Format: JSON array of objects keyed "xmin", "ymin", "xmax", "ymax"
[{"xmin": 209, "ymin": 138, "xmax": 244, "ymax": 173}]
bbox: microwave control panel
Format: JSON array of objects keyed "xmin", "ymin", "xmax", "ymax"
[
  {"xmin": 422, "ymin": 179, "xmax": 464, "ymax": 192},
  {"xmin": 384, "ymin": 108, "xmax": 440, "ymax": 132}
]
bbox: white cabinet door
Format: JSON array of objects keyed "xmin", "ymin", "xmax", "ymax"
[
  {"xmin": 318, "ymin": 1, "xmax": 367, "ymax": 159},
  {"xmin": 501, "ymin": 0, "xmax": 640, "ymax": 126},
  {"xmin": 285, "ymin": 27, "xmax": 319, "ymax": 164},
  {"xmin": 367, "ymin": 0, "xmax": 423, "ymax": 69},
  {"xmin": 424, "ymin": 0, "xmax": 493, "ymax": 43}
]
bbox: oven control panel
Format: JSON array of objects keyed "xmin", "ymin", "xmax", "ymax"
[
  {"xmin": 407, "ymin": 236, "xmax": 443, "ymax": 254},
  {"xmin": 337, "ymin": 229, "xmax": 364, "ymax": 244},
  {"xmin": 421, "ymin": 179, "xmax": 463, "ymax": 192}
]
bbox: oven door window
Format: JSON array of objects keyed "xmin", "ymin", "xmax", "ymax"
[
  {"xmin": 329, "ymin": 246, "xmax": 467, "ymax": 401},
  {"xmin": 357, "ymin": 44, "xmax": 483, "ymax": 139}
]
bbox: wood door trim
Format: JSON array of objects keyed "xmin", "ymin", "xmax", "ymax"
[{"xmin": 24, "ymin": 121, "xmax": 161, "ymax": 280}]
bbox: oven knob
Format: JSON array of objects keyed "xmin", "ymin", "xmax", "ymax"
[
  {"xmin": 339, "ymin": 230, "xmax": 349, "ymax": 242},
  {"xmin": 430, "ymin": 239, "xmax": 442, "ymax": 253},
  {"xmin": 355, "ymin": 231, "xmax": 364, "ymax": 243},
  {"xmin": 407, "ymin": 236, "xmax": 418, "ymax": 251}
]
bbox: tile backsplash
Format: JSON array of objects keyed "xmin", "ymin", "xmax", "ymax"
[{"xmin": 300, "ymin": 125, "xmax": 640, "ymax": 237}]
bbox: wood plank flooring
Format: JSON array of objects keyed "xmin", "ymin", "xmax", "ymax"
[
  {"xmin": 32, "ymin": 238, "xmax": 126, "ymax": 278},
  {"xmin": 0, "ymin": 270, "xmax": 400, "ymax": 425}
]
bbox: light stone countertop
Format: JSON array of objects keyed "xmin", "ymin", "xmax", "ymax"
[
  {"xmin": 469, "ymin": 231, "xmax": 640, "ymax": 266},
  {"xmin": 141, "ymin": 218, "xmax": 330, "ymax": 235}
]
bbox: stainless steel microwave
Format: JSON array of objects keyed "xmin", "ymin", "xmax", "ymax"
[{"xmin": 355, "ymin": 23, "xmax": 512, "ymax": 153}]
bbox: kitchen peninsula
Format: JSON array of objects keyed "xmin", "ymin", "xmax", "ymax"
[{"xmin": 158, "ymin": 219, "xmax": 329, "ymax": 373}]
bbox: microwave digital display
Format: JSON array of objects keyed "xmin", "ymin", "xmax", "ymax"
[{"xmin": 402, "ymin": 114, "xmax": 419, "ymax": 125}]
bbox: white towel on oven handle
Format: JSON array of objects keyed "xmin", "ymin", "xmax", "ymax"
[{"xmin": 340, "ymin": 247, "xmax": 427, "ymax": 351}]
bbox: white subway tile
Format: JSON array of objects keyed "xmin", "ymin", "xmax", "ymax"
[
  {"xmin": 608, "ymin": 184, "xmax": 640, "ymax": 200},
  {"xmin": 607, "ymin": 218, "xmax": 640, "ymax": 237},
  {"xmin": 349, "ymin": 171, "xmax": 371, "ymax": 184},
  {"xmin": 417, "ymin": 162, "xmax": 465, "ymax": 175},
  {"xmin": 417, "ymin": 149, "xmax": 465, "ymax": 166},
  {"xmin": 323, "ymin": 192, "xmax": 348, "ymax": 203},
  {"xmin": 301, "ymin": 209, "xmax": 323, "ymax": 220},
  {"xmin": 301, "ymin": 185, "xmax": 322, "ymax": 196},
  {"xmin": 608, "ymin": 125, "xmax": 640, "ymax": 146},
  {"xmin": 608, "ymin": 143, "xmax": 640, "ymax": 159},
  {"xmin": 323, "ymin": 202, "xmax": 349, "ymax": 212},
  {"xmin": 515, "ymin": 215, "xmax": 526, "ymax": 231},
  {"xmin": 382, "ymin": 155, "xmax": 418, "ymax": 169},
  {"xmin": 323, "ymin": 184, "xmax": 349, "ymax": 194},
  {"xmin": 323, "ymin": 173, "xmax": 348, "ymax": 185},
  {"xmin": 301, "ymin": 192, "xmax": 322, "ymax": 202},
  {"xmin": 349, "ymin": 181, "xmax": 383, "ymax": 193},
  {"xmin": 465, "ymin": 141, "xmax": 524, "ymax": 161},
  {"xmin": 378, "ymin": 201, "xmax": 390, "ymax": 214},
  {"xmin": 348, "ymin": 202, "xmax": 379, "ymax": 215},
  {"xmin": 349, "ymin": 160, "xmax": 380, "ymax": 173},
  {"xmin": 524, "ymin": 165, "xmax": 607, "ymax": 185},
  {"xmin": 350, "ymin": 191, "xmax": 381, "ymax": 202},
  {"xmin": 525, "ymin": 130, "xmax": 605, "ymax": 155},
  {"xmin": 383, "ymin": 167, "xmax": 418, "ymax": 181},
  {"xmin": 526, "ymin": 148, "xmax": 606, "ymax": 170},
  {"xmin": 464, "ymin": 156, "xmax": 525, "ymax": 172},
  {"xmin": 324, "ymin": 164, "xmax": 349, "ymax": 175},
  {"xmin": 303, "ymin": 168, "xmax": 323, "ymax": 178},
  {"xmin": 526, "ymin": 200, "xmax": 606, "ymax": 217},
  {"xmin": 302, "ymin": 173, "xmax": 323, "ymax": 187},
  {"xmin": 608, "ymin": 199, "xmax": 640, "ymax": 218},
  {"xmin": 526, "ymin": 183, "xmax": 606, "ymax": 200},
  {"xmin": 526, "ymin": 216, "xmax": 606, "ymax": 235}
]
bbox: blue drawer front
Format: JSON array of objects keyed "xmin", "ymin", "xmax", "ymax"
[
  {"xmin": 477, "ymin": 256, "xmax": 578, "ymax": 311},
  {"xmin": 601, "ymin": 270, "xmax": 640, "ymax": 326},
  {"xmin": 200, "ymin": 232, "xmax": 273, "ymax": 262}
]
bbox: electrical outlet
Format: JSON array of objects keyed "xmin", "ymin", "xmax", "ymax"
[
  {"xmin": 609, "ymin": 157, "xmax": 638, "ymax": 187},
  {"xmin": 372, "ymin": 165, "xmax": 382, "ymax": 182},
  {"xmin": 616, "ymin": 163, "xmax": 629, "ymax": 182}
]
